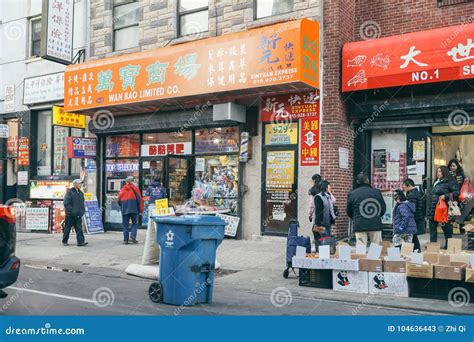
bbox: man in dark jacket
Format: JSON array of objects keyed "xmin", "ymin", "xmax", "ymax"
[
  {"xmin": 403, "ymin": 178, "xmax": 425, "ymax": 252},
  {"xmin": 62, "ymin": 179, "xmax": 88, "ymax": 246},
  {"xmin": 346, "ymin": 174, "xmax": 386, "ymax": 246},
  {"xmin": 147, "ymin": 177, "xmax": 167, "ymax": 203}
]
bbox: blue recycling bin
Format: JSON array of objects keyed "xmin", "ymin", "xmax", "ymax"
[{"xmin": 148, "ymin": 215, "xmax": 225, "ymax": 306}]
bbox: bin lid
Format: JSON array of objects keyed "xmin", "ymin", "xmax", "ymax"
[{"xmin": 153, "ymin": 215, "xmax": 225, "ymax": 226}]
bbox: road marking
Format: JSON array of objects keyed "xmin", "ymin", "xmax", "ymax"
[{"xmin": 8, "ymin": 287, "xmax": 96, "ymax": 304}]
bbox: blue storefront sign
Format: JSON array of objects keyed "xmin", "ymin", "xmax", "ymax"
[
  {"xmin": 67, "ymin": 137, "xmax": 96, "ymax": 158},
  {"xmin": 84, "ymin": 200, "xmax": 104, "ymax": 234}
]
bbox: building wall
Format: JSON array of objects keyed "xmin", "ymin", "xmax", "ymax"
[{"xmin": 354, "ymin": 0, "xmax": 474, "ymax": 41}]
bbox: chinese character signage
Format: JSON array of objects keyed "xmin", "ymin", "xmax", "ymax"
[
  {"xmin": 265, "ymin": 150, "xmax": 295, "ymax": 189},
  {"xmin": 4, "ymin": 85, "xmax": 15, "ymax": 112},
  {"xmin": 261, "ymin": 91, "xmax": 320, "ymax": 122},
  {"xmin": 53, "ymin": 105, "xmax": 86, "ymax": 128},
  {"xmin": 265, "ymin": 122, "xmax": 298, "ymax": 145},
  {"xmin": 18, "ymin": 137, "xmax": 30, "ymax": 166},
  {"xmin": 41, "ymin": 0, "xmax": 74, "ymax": 64},
  {"xmin": 343, "ymin": 22, "xmax": 474, "ymax": 91},
  {"xmin": 29, "ymin": 180, "xmax": 71, "ymax": 200},
  {"xmin": 67, "ymin": 137, "xmax": 97, "ymax": 158},
  {"xmin": 23, "ymin": 72, "xmax": 64, "ymax": 104},
  {"xmin": 64, "ymin": 19, "xmax": 319, "ymax": 112},
  {"xmin": 300, "ymin": 117, "xmax": 320, "ymax": 166},
  {"xmin": 141, "ymin": 142, "xmax": 192, "ymax": 157}
]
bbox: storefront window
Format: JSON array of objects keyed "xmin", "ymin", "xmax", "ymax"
[
  {"xmin": 53, "ymin": 126, "xmax": 68, "ymax": 175},
  {"xmin": 70, "ymin": 128, "xmax": 83, "ymax": 175},
  {"xmin": 106, "ymin": 135, "xmax": 140, "ymax": 158},
  {"xmin": 142, "ymin": 131, "xmax": 192, "ymax": 145},
  {"xmin": 37, "ymin": 111, "xmax": 52, "ymax": 174},
  {"xmin": 6, "ymin": 120, "xmax": 18, "ymax": 158},
  {"xmin": 193, "ymin": 155, "xmax": 239, "ymax": 214},
  {"xmin": 105, "ymin": 159, "xmax": 139, "ymax": 224},
  {"xmin": 195, "ymin": 127, "xmax": 239, "ymax": 154}
]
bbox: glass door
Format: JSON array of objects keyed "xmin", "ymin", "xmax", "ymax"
[
  {"xmin": 165, "ymin": 155, "xmax": 193, "ymax": 207},
  {"xmin": 141, "ymin": 158, "xmax": 164, "ymax": 227}
]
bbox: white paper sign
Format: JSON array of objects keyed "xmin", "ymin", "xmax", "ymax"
[
  {"xmin": 411, "ymin": 252, "xmax": 424, "ymax": 265},
  {"xmin": 216, "ymin": 213, "xmax": 240, "ymax": 237},
  {"xmin": 26, "ymin": 207, "xmax": 49, "ymax": 231},
  {"xmin": 339, "ymin": 147, "xmax": 349, "ymax": 169},
  {"xmin": 142, "ymin": 161, "xmax": 150, "ymax": 169},
  {"xmin": 0, "ymin": 124, "xmax": 8, "ymax": 138},
  {"xmin": 195, "ymin": 158, "xmax": 205, "ymax": 172},
  {"xmin": 338, "ymin": 246, "xmax": 352, "ymax": 260},
  {"xmin": 387, "ymin": 247, "xmax": 401, "ymax": 261},
  {"xmin": 17, "ymin": 171, "xmax": 29, "ymax": 186},
  {"xmin": 319, "ymin": 245, "xmax": 330, "ymax": 260},
  {"xmin": 389, "ymin": 149, "xmax": 400, "ymax": 162},
  {"xmin": 387, "ymin": 162, "xmax": 400, "ymax": 182},
  {"xmin": 23, "ymin": 72, "xmax": 64, "ymax": 104},
  {"xmin": 296, "ymin": 246, "xmax": 306, "ymax": 258},
  {"xmin": 356, "ymin": 244, "xmax": 366, "ymax": 255},
  {"xmin": 367, "ymin": 243, "xmax": 382, "ymax": 260},
  {"xmin": 4, "ymin": 85, "xmax": 15, "ymax": 112}
]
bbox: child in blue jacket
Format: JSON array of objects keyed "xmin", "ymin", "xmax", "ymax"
[{"xmin": 392, "ymin": 189, "xmax": 417, "ymax": 248}]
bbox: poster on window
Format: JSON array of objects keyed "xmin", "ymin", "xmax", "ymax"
[
  {"xmin": 373, "ymin": 149, "xmax": 386, "ymax": 168},
  {"xmin": 26, "ymin": 207, "xmax": 50, "ymax": 231},
  {"xmin": 263, "ymin": 189, "xmax": 296, "ymax": 234},
  {"xmin": 265, "ymin": 151, "xmax": 295, "ymax": 189},
  {"xmin": 18, "ymin": 137, "xmax": 30, "ymax": 166},
  {"xmin": 381, "ymin": 191, "xmax": 394, "ymax": 224},
  {"xmin": 265, "ymin": 123, "xmax": 298, "ymax": 146}
]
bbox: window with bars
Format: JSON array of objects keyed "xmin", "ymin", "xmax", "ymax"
[
  {"xmin": 30, "ymin": 17, "xmax": 41, "ymax": 57},
  {"xmin": 178, "ymin": 0, "xmax": 209, "ymax": 37},
  {"xmin": 113, "ymin": 0, "xmax": 140, "ymax": 51}
]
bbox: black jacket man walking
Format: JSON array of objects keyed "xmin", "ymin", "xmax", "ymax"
[{"xmin": 62, "ymin": 179, "xmax": 88, "ymax": 246}]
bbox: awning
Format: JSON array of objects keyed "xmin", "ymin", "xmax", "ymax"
[
  {"xmin": 64, "ymin": 19, "xmax": 319, "ymax": 114},
  {"xmin": 342, "ymin": 22, "xmax": 474, "ymax": 92}
]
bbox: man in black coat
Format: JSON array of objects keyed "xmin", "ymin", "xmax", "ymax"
[
  {"xmin": 346, "ymin": 174, "xmax": 386, "ymax": 246},
  {"xmin": 403, "ymin": 178, "xmax": 425, "ymax": 252},
  {"xmin": 62, "ymin": 179, "xmax": 88, "ymax": 247}
]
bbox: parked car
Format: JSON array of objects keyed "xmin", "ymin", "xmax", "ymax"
[{"xmin": 0, "ymin": 205, "xmax": 20, "ymax": 298}]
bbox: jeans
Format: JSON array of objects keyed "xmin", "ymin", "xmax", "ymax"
[
  {"xmin": 430, "ymin": 220, "xmax": 453, "ymax": 248},
  {"xmin": 62, "ymin": 215, "xmax": 85, "ymax": 244},
  {"xmin": 122, "ymin": 213, "xmax": 138, "ymax": 241}
]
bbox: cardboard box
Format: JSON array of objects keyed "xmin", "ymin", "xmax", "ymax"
[
  {"xmin": 406, "ymin": 262, "xmax": 434, "ymax": 279},
  {"xmin": 425, "ymin": 242, "xmax": 440, "ymax": 253},
  {"xmin": 434, "ymin": 255, "xmax": 467, "ymax": 281},
  {"xmin": 401, "ymin": 243, "xmax": 414, "ymax": 258},
  {"xmin": 383, "ymin": 260, "xmax": 406, "ymax": 273},
  {"xmin": 332, "ymin": 270, "xmax": 369, "ymax": 294},
  {"xmin": 466, "ymin": 267, "xmax": 474, "ymax": 283},
  {"xmin": 423, "ymin": 252, "xmax": 440, "ymax": 264},
  {"xmin": 292, "ymin": 256, "xmax": 334, "ymax": 269},
  {"xmin": 447, "ymin": 238, "xmax": 463, "ymax": 254},
  {"xmin": 380, "ymin": 241, "xmax": 391, "ymax": 257},
  {"xmin": 368, "ymin": 272, "xmax": 409, "ymax": 297},
  {"xmin": 359, "ymin": 258, "xmax": 383, "ymax": 272}
]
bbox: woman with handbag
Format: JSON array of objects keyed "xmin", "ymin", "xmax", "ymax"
[
  {"xmin": 448, "ymin": 159, "xmax": 466, "ymax": 233},
  {"xmin": 429, "ymin": 166, "xmax": 459, "ymax": 248},
  {"xmin": 313, "ymin": 180, "xmax": 337, "ymax": 252}
]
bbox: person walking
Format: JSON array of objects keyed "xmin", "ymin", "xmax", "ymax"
[
  {"xmin": 147, "ymin": 177, "xmax": 167, "ymax": 203},
  {"xmin": 448, "ymin": 158, "xmax": 466, "ymax": 233},
  {"xmin": 62, "ymin": 179, "xmax": 88, "ymax": 247},
  {"xmin": 428, "ymin": 166, "xmax": 459, "ymax": 248},
  {"xmin": 346, "ymin": 173, "xmax": 386, "ymax": 246},
  {"xmin": 308, "ymin": 174, "xmax": 322, "ymax": 223},
  {"xmin": 313, "ymin": 180, "xmax": 337, "ymax": 251},
  {"xmin": 118, "ymin": 176, "xmax": 144, "ymax": 245},
  {"xmin": 402, "ymin": 178, "xmax": 425, "ymax": 252},
  {"xmin": 392, "ymin": 189, "xmax": 417, "ymax": 248}
]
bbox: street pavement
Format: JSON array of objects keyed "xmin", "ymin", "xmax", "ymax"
[{"xmin": 1, "ymin": 231, "xmax": 471, "ymax": 316}]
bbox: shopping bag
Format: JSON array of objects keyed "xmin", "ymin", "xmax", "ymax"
[
  {"xmin": 448, "ymin": 194, "xmax": 462, "ymax": 220},
  {"xmin": 459, "ymin": 178, "xmax": 473, "ymax": 202},
  {"xmin": 434, "ymin": 198, "xmax": 449, "ymax": 223}
]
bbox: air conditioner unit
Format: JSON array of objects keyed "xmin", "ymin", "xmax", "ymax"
[{"xmin": 213, "ymin": 102, "xmax": 246, "ymax": 123}]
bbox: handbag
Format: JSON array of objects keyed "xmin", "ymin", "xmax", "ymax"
[
  {"xmin": 448, "ymin": 193, "xmax": 462, "ymax": 219},
  {"xmin": 434, "ymin": 198, "xmax": 449, "ymax": 223},
  {"xmin": 459, "ymin": 178, "xmax": 473, "ymax": 202}
]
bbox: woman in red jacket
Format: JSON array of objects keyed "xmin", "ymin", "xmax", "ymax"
[{"xmin": 118, "ymin": 176, "xmax": 144, "ymax": 244}]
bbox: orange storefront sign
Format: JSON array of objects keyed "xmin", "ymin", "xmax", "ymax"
[
  {"xmin": 64, "ymin": 19, "xmax": 319, "ymax": 113},
  {"xmin": 342, "ymin": 22, "xmax": 474, "ymax": 92}
]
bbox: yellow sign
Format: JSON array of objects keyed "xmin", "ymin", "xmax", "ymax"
[
  {"xmin": 53, "ymin": 105, "xmax": 86, "ymax": 129},
  {"xmin": 84, "ymin": 192, "xmax": 93, "ymax": 200},
  {"xmin": 265, "ymin": 150, "xmax": 295, "ymax": 189},
  {"xmin": 265, "ymin": 123, "xmax": 298, "ymax": 146},
  {"xmin": 155, "ymin": 198, "xmax": 169, "ymax": 215}
]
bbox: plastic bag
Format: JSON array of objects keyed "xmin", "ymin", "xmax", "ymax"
[
  {"xmin": 459, "ymin": 178, "xmax": 473, "ymax": 202},
  {"xmin": 434, "ymin": 198, "xmax": 449, "ymax": 223}
]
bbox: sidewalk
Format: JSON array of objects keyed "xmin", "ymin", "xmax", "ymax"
[{"xmin": 15, "ymin": 232, "xmax": 473, "ymax": 315}]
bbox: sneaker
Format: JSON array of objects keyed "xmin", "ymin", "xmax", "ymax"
[
  {"xmin": 77, "ymin": 242, "xmax": 88, "ymax": 247},
  {"xmin": 123, "ymin": 240, "xmax": 129, "ymax": 245},
  {"xmin": 63, "ymin": 243, "xmax": 69, "ymax": 246},
  {"xmin": 129, "ymin": 238, "xmax": 138, "ymax": 244}
]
